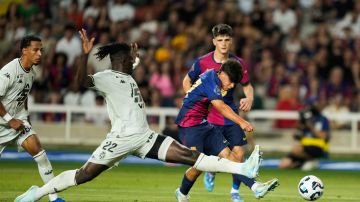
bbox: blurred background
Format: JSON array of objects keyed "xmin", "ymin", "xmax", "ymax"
[{"xmin": 0, "ymin": 0, "xmax": 360, "ymax": 155}]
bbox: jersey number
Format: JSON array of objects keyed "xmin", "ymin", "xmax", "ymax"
[
  {"xmin": 130, "ymin": 83, "xmax": 145, "ymax": 108},
  {"xmin": 102, "ymin": 141, "xmax": 117, "ymax": 152},
  {"xmin": 16, "ymin": 83, "xmax": 30, "ymax": 106}
]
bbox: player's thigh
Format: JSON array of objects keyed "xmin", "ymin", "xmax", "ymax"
[
  {"xmin": 18, "ymin": 121, "xmax": 42, "ymax": 156},
  {"xmin": 203, "ymin": 125, "xmax": 229, "ymax": 156},
  {"xmin": 231, "ymin": 146, "xmax": 246, "ymax": 162},
  {"xmin": 0, "ymin": 125, "xmax": 21, "ymax": 152},
  {"xmin": 141, "ymin": 133, "xmax": 173, "ymax": 161},
  {"xmin": 178, "ymin": 123, "xmax": 212, "ymax": 153},
  {"xmin": 88, "ymin": 134, "xmax": 147, "ymax": 167}
]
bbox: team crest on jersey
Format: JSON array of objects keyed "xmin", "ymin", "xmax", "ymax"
[
  {"xmin": 99, "ymin": 151, "xmax": 106, "ymax": 159},
  {"xmin": 214, "ymin": 85, "xmax": 221, "ymax": 95},
  {"xmin": 3, "ymin": 73, "xmax": 10, "ymax": 78},
  {"xmin": 16, "ymin": 74, "xmax": 24, "ymax": 83}
]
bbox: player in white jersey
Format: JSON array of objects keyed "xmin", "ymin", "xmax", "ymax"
[
  {"xmin": 14, "ymin": 29, "xmax": 262, "ymax": 202},
  {"xmin": 0, "ymin": 36, "xmax": 65, "ymax": 202}
]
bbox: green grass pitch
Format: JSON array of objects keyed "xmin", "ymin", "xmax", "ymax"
[{"xmin": 1, "ymin": 160, "xmax": 359, "ymax": 202}]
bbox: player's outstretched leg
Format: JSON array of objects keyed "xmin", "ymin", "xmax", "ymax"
[
  {"xmin": 14, "ymin": 186, "xmax": 39, "ymax": 202},
  {"xmin": 253, "ymin": 178, "xmax": 280, "ymax": 198}
]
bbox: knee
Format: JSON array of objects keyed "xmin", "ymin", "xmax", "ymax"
[
  {"xmin": 75, "ymin": 168, "xmax": 96, "ymax": 185},
  {"xmin": 186, "ymin": 167, "xmax": 202, "ymax": 180},
  {"xmin": 231, "ymin": 146, "xmax": 245, "ymax": 162}
]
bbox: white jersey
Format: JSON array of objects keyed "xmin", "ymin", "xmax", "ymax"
[
  {"xmin": 0, "ymin": 58, "xmax": 35, "ymax": 126},
  {"xmin": 90, "ymin": 70, "xmax": 149, "ymax": 136}
]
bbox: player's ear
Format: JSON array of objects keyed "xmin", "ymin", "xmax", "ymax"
[
  {"xmin": 21, "ymin": 47, "xmax": 27, "ymax": 55},
  {"xmin": 212, "ymin": 38, "xmax": 216, "ymax": 46}
]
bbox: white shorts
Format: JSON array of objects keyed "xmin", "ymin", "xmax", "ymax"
[
  {"xmin": 0, "ymin": 121, "xmax": 35, "ymax": 155},
  {"xmin": 88, "ymin": 130, "xmax": 173, "ymax": 167}
]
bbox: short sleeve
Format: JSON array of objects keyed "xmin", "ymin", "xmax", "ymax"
[
  {"xmin": 201, "ymin": 71, "xmax": 222, "ymax": 101},
  {"xmin": 90, "ymin": 71, "xmax": 111, "ymax": 94},
  {"xmin": 188, "ymin": 59, "xmax": 202, "ymax": 82},
  {"xmin": 0, "ymin": 71, "xmax": 12, "ymax": 98},
  {"xmin": 239, "ymin": 59, "xmax": 250, "ymax": 86}
]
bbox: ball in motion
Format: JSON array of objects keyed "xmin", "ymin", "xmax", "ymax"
[{"xmin": 298, "ymin": 175, "xmax": 324, "ymax": 201}]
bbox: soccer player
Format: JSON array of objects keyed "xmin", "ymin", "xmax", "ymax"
[
  {"xmin": 0, "ymin": 36, "xmax": 65, "ymax": 202},
  {"xmin": 14, "ymin": 29, "xmax": 261, "ymax": 202},
  {"xmin": 175, "ymin": 59, "xmax": 278, "ymax": 202},
  {"xmin": 182, "ymin": 24, "xmax": 278, "ymax": 202}
]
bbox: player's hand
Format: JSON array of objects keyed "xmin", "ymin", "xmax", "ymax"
[
  {"xmin": 239, "ymin": 98, "xmax": 253, "ymax": 112},
  {"xmin": 8, "ymin": 119, "xmax": 24, "ymax": 131},
  {"xmin": 240, "ymin": 120, "xmax": 253, "ymax": 132},
  {"xmin": 131, "ymin": 43, "xmax": 139, "ymax": 58},
  {"xmin": 78, "ymin": 28, "xmax": 95, "ymax": 54}
]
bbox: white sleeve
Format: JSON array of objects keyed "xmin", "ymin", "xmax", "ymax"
[
  {"xmin": 0, "ymin": 70, "xmax": 12, "ymax": 98},
  {"xmin": 90, "ymin": 71, "xmax": 111, "ymax": 94}
]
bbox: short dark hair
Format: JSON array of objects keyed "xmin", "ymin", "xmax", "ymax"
[
  {"xmin": 212, "ymin": 24, "xmax": 233, "ymax": 38},
  {"xmin": 20, "ymin": 35, "xmax": 41, "ymax": 50},
  {"xmin": 219, "ymin": 59, "xmax": 243, "ymax": 83}
]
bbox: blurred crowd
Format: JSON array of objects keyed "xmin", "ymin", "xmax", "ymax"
[{"xmin": 0, "ymin": 0, "xmax": 359, "ymax": 128}]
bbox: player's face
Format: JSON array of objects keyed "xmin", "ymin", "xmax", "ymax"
[
  {"xmin": 219, "ymin": 72, "xmax": 235, "ymax": 91},
  {"xmin": 213, "ymin": 35, "xmax": 232, "ymax": 55},
  {"xmin": 24, "ymin": 41, "xmax": 43, "ymax": 65}
]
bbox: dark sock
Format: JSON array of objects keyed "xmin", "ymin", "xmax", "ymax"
[
  {"xmin": 233, "ymin": 174, "xmax": 255, "ymax": 189},
  {"xmin": 180, "ymin": 174, "xmax": 195, "ymax": 195}
]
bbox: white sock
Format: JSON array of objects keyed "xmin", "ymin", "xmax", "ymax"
[
  {"xmin": 230, "ymin": 187, "xmax": 239, "ymax": 194},
  {"xmin": 193, "ymin": 153, "xmax": 247, "ymax": 176},
  {"xmin": 35, "ymin": 170, "xmax": 77, "ymax": 200},
  {"xmin": 251, "ymin": 182, "xmax": 260, "ymax": 192},
  {"xmin": 33, "ymin": 150, "xmax": 58, "ymax": 201}
]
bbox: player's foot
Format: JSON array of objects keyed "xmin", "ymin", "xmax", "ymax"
[
  {"xmin": 203, "ymin": 172, "xmax": 216, "ymax": 192},
  {"xmin": 254, "ymin": 178, "xmax": 279, "ymax": 198},
  {"xmin": 175, "ymin": 188, "xmax": 190, "ymax": 202},
  {"xmin": 242, "ymin": 145, "xmax": 261, "ymax": 178},
  {"xmin": 14, "ymin": 185, "xmax": 38, "ymax": 202},
  {"xmin": 50, "ymin": 197, "xmax": 66, "ymax": 202},
  {"xmin": 230, "ymin": 193, "xmax": 244, "ymax": 202}
]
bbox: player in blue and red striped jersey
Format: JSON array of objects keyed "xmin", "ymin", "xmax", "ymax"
[
  {"xmin": 175, "ymin": 59, "xmax": 278, "ymax": 202},
  {"xmin": 182, "ymin": 24, "xmax": 278, "ymax": 202}
]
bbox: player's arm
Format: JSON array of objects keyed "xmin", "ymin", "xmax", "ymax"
[
  {"xmin": 76, "ymin": 28, "xmax": 95, "ymax": 88},
  {"xmin": 304, "ymin": 120, "xmax": 328, "ymax": 139},
  {"xmin": 0, "ymin": 101, "xmax": 24, "ymax": 130},
  {"xmin": 239, "ymin": 83, "xmax": 254, "ymax": 112},
  {"xmin": 183, "ymin": 74, "xmax": 193, "ymax": 93},
  {"xmin": 183, "ymin": 61, "xmax": 201, "ymax": 93},
  {"xmin": 211, "ymin": 99, "xmax": 253, "ymax": 132},
  {"xmin": 0, "ymin": 74, "xmax": 24, "ymax": 130}
]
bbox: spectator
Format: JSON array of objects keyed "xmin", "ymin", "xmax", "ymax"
[
  {"xmin": 55, "ymin": 23, "xmax": 81, "ymax": 66},
  {"xmin": 85, "ymin": 95, "xmax": 109, "ymax": 126},
  {"xmin": 272, "ymin": 1, "xmax": 297, "ymax": 34},
  {"xmin": 275, "ymin": 85, "xmax": 303, "ymax": 128},
  {"xmin": 322, "ymin": 93, "xmax": 350, "ymax": 129},
  {"xmin": 279, "ymin": 97, "xmax": 330, "ymax": 170}
]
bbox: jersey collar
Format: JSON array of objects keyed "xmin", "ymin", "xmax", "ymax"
[{"xmin": 18, "ymin": 58, "xmax": 31, "ymax": 73}]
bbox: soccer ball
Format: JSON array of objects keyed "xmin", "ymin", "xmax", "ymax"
[{"xmin": 298, "ymin": 175, "xmax": 324, "ymax": 201}]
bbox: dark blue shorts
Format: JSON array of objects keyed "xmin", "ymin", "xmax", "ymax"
[
  {"xmin": 178, "ymin": 122, "xmax": 228, "ymax": 156},
  {"xmin": 213, "ymin": 124, "xmax": 247, "ymax": 149}
]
